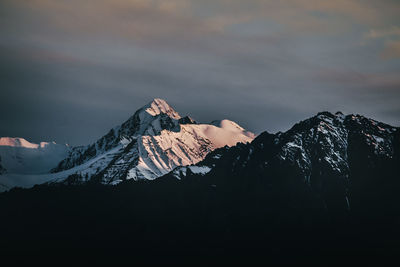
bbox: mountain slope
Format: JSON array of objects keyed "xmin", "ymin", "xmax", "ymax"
[
  {"xmin": 0, "ymin": 137, "xmax": 69, "ymax": 174},
  {"xmin": 170, "ymin": 111, "xmax": 400, "ymax": 216},
  {"xmin": 0, "ymin": 137, "xmax": 70, "ymax": 191},
  {"xmin": 0, "ymin": 99, "xmax": 254, "ymax": 191},
  {"xmin": 0, "ymin": 111, "xmax": 399, "ymax": 264},
  {"xmin": 53, "ymin": 98, "xmax": 254, "ymax": 185}
]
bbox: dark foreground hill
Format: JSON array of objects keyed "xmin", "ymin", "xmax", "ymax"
[{"xmin": 0, "ymin": 112, "xmax": 399, "ymax": 264}]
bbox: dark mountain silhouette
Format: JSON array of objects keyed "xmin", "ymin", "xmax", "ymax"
[{"xmin": 0, "ymin": 111, "xmax": 399, "ymax": 264}]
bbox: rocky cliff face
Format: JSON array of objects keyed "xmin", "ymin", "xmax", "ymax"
[
  {"xmin": 53, "ymin": 98, "xmax": 254, "ymax": 185},
  {"xmin": 171, "ymin": 111, "xmax": 399, "ymax": 216}
]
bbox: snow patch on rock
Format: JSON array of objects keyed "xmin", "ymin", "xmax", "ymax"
[{"xmin": 173, "ymin": 165, "xmax": 212, "ymax": 179}]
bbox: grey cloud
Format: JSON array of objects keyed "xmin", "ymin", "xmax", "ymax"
[{"xmin": 0, "ymin": 0, "xmax": 399, "ymax": 146}]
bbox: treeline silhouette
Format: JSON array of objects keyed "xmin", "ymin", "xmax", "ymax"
[{"xmin": 1, "ymin": 166, "xmax": 399, "ymax": 264}]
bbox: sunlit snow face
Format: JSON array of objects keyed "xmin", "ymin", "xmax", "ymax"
[{"xmin": 1, "ymin": 0, "xmax": 400, "ymax": 145}]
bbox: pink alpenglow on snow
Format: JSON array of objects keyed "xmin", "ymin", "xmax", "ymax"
[
  {"xmin": 0, "ymin": 137, "xmax": 44, "ymax": 149},
  {"xmin": 0, "ymin": 99, "xmax": 256, "ymax": 191}
]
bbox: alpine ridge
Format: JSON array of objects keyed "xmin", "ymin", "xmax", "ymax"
[
  {"xmin": 170, "ymin": 111, "xmax": 399, "ymax": 216},
  {"xmin": 55, "ymin": 98, "xmax": 254, "ymax": 185},
  {"xmin": 0, "ymin": 98, "xmax": 254, "ymax": 191},
  {"xmin": 1, "ymin": 110, "xmax": 399, "ymax": 264}
]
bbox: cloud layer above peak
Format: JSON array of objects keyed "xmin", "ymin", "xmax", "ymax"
[{"xmin": 1, "ymin": 0, "xmax": 399, "ymax": 145}]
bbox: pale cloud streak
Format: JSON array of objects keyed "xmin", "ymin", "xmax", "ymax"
[
  {"xmin": 381, "ymin": 40, "xmax": 400, "ymax": 59},
  {"xmin": 363, "ymin": 26, "xmax": 400, "ymax": 59},
  {"xmin": 4, "ymin": 0, "xmax": 398, "ymax": 41},
  {"xmin": 365, "ymin": 27, "xmax": 400, "ymax": 39}
]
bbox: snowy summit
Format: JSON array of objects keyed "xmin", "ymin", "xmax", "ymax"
[{"xmin": 0, "ymin": 98, "xmax": 255, "ymax": 191}]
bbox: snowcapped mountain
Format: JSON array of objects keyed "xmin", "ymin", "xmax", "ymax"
[
  {"xmin": 0, "ymin": 137, "xmax": 69, "ymax": 191},
  {"xmin": 1, "ymin": 110, "xmax": 399, "ymax": 264},
  {"xmin": 0, "ymin": 137, "xmax": 52, "ymax": 148},
  {"xmin": 0, "ymin": 98, "xmax": 254, "ymax": 191},
  {"xmin": 170, "ymin": 111, "xmax": 399, "ymax": 214},
  {"xmin": 55, "ymin": 98, "xmax": 254, "ymax": 185}
]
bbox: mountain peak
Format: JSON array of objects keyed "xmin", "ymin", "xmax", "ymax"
[
  {"xmin": 143, "ymin": 98, "xmax": 181, "ymax": 120},
  {"xmin": 0, "ymin": 137, "xmax": 52, "ymax": 149},
  {"xmin": 211, "ymin": 119, "xmax": 245, "ymax": 131},
  {"xmin": 50, "ymin": 98, "xmax": 255, "ymax": 182}
]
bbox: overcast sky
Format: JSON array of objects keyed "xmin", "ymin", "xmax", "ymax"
[{"xmin": 1, "ymin": 0, "xmax": 400, "ymax": 145}]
